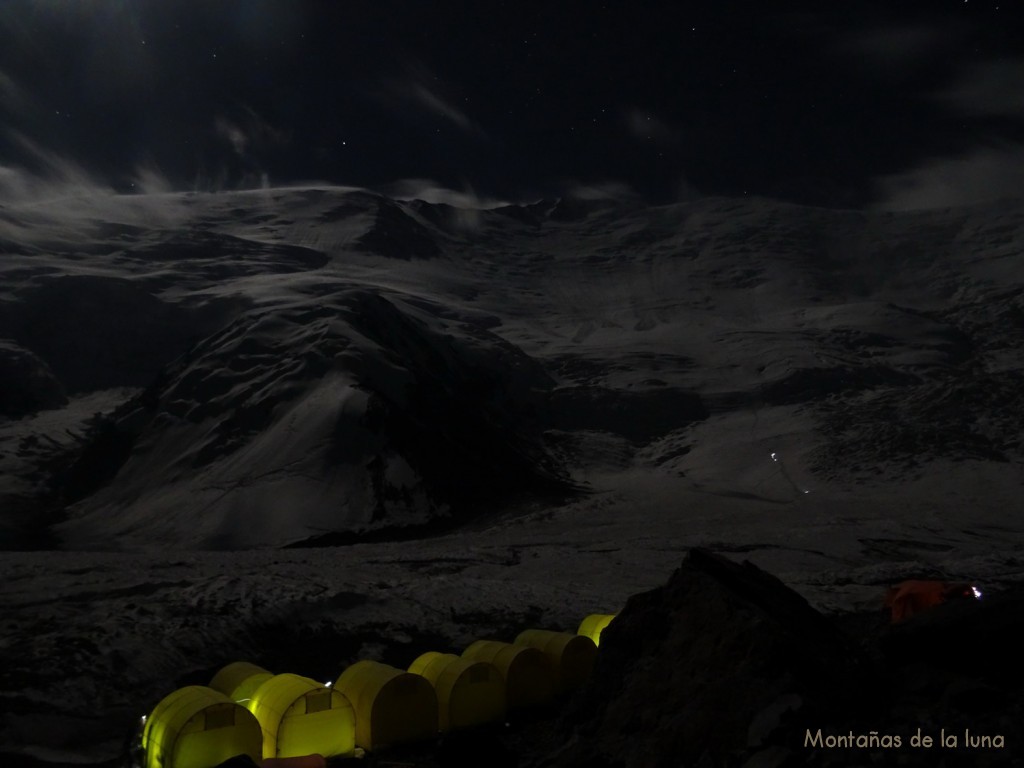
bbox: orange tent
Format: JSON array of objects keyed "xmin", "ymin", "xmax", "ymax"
[{"xmin": 884, "ymin": 580, "xmax": 975, "ymax": 623}]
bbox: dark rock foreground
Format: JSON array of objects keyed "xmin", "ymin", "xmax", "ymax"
[{"xmin": 532, "ymin": 549, "xmax": 1023, "ymax": 768}]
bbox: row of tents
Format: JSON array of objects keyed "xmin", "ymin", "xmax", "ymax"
[{"xmin": 140, "ymin": 613, "xmax": 617, "ymax": 768}]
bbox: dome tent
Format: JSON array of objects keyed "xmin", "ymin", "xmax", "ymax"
[
  {"xmin": 334, "ymin": 660, "xmax": 438, "ymax": 750},
  {"xmin": 577, "ymin": 613, "xmax": 616, "ymax": 646},
  {"xmin": 408, "ymin": 651, "xmax": 506, "ymax": 732},
  {"xmin": 209, "ymin": 662, "xmax": 273, "ymax": 702},
  {"xmin": 514, "ymin": 629, "xmax": 597, "ymax": 692},
  {"xmin": 245, "ymin": 673, "xmax": 355, "ymax": 760},
  {"xmin": 461, "ymin": 640, "xmax": 554, "ymax": 710},
  {"xmin": 141, "ymin": 685, "xmax": 262, "ymax": 768},
  {"xmin": 884, "ymin": 579, "xmax": 976, "ymax": 622}
]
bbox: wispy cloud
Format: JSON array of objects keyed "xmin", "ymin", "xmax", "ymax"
[
  {"xmin": 371, "ymin": 61, "xmax": 486, "ymax": 139},
  {"xmin": 0, "ymin": 134, "xmax": 191, "ymax": 244},
  {"xmin": 203, "ymin": 105, "xmax": 287, "ymax": 190},
  {"xmin": 934, "ymin": 58, "xmax": 1024, "ymax": 118},
  {"xmin": 0, "ymin": 162, "xmax": 192, "ymax": 246},
  {"xmin": 215, "ymin": 117, "xmax": 250, "ymax": 156},
  {"xmin": 872, "ymin": 51, "xmax": 1024, "ymax": 210},
  {"xmin": 837, "ymin": 23, "xmax": 958, "ymax": 77},
  {"xmin": 214, "ymin": 105, "xmax": 288, "ymax": 157},
  {"xmin": 1, "ymin": 131, "xmax": 109, "ymax": 200},
  {"xmin": 408, "ymin": 82, "xmax": 480, "ymax": 134},
  {"xmin": 873, "ymin": 143, "xmax": 1024, "ymax": 210},
  {"xmin": 0, "ymin": 68, "xmax": 28, "ymax": 114},
  {"xmin": 131, "ymin": 162, "xmax": 175, "ymax": 195}
]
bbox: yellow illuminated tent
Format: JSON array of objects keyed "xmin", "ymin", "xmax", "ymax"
[
  {"xmin": 334, "ymin": 660, "xmax": 438, "ymax": 750},
  {"xmin": 245, "ymin": 673, "xmax": 355, "ymax": 760},
  {"xmin": 578, "ymin": 613, "xmax": 616, "ymax": 646},
  {"xmin": 209, "ymin": 662, "xmax": 273, "ymax": 703},
  {"xmin": 408, "ymin": 651, "xmax": 505, "ymax": 732},
  {"xmin": 461, "ymin": 640, "xmax": 554, "ymax": 710},
  {"xmin": 514, "ymin": 629, "xmax": 597, "ymax": 692},
  {"xmin": 141, "ymin": 685, "xmax": 262, "ymax": 768}
]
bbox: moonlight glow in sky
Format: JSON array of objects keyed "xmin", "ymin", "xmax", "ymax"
[{"xmin": 1, "ymin": 0, "xmax": 1023, "ymax": 208}]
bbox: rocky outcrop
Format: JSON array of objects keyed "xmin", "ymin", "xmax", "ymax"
[{"xmin": 545, "ymin": 549, "xmax": 874, "ymax": 768}]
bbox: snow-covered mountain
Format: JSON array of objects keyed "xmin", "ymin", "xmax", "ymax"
[{"xmin": 2, "ymin": 187, "xmax": 1021, "ymax": 550}]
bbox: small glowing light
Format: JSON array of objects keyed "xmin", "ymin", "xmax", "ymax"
[
  {"xmin": 140, "ymin": 714, "xmax": 147, "ymax": 724},
  {"xmin": 972, "ymin": 585, "xmax": 983, "ymax": 599},
  {"xmin": 324, "ymin": 681, "xmax": 332, "ymax": 688},
  {"xmin": 770, "ymin": 452, "xmax": 778, "ymax": 462}
]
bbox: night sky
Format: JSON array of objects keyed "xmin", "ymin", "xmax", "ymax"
[{"xmin": 1, "ymin": 0, "xmax": 1022, "ymax": 209}]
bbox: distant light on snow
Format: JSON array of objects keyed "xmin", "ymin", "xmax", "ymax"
[
  {"xmin": 770, "ymin": 450, "xmax": 810, "ymax": 494},
  {"xmin": 972, "ymin": 585, "xmax": 983, "ymax": 599}
]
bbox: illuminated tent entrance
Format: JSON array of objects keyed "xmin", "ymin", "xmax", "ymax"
[
  {"xmin": 515, "ymin": 629, "xmax": 597, "ymax": 692},
  {"xmin": 408, "ymin": 651, "xmax": 506, "ymax": 732},
  {"xmin": 246, "ymin": 673, "xmax": 356, "ymax": 760},
  {"xmin": 461, "ymin": 640, "xmax": 554, "ymax": 710},
  {"xmin": 142, "ymin": 685, "xmax": 262, "ymax": 768},
  {"xmin": 335, "ymin": 660, "xmax": 438, "ymax": 750}
]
